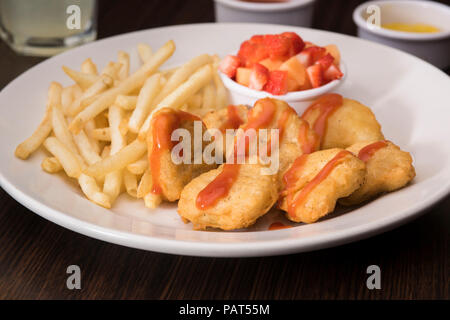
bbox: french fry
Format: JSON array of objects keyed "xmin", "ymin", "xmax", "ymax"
[
  {"xmin": 41, "ymin": 157, "xmax": 62, "ymax": 173},
  {"xmin": 213, "ymin": 67, "xmax": 228, "ymax": 109},
  {"xmin": 153, "ymin": 54, "xmax": 213, "ymax": 105},
  {"xmin": 50, "ymin": 84, "xmax": 80, "ymax": 156},
  {"xmin": 103, "ymin": 170, "xmax": 122, "ymax": 203},
  {"xmin": 137, "ymin": 43, "xmax": 152, "ymax": 63},
  {"xmin": 202, "ymin": 82, "xmax": 215, "ymax": 110},
  {"xmin": 186, "ymin": 93, "xmax": 202, "ymax": 110},
  {"xmin": 144, "ymin": 193, "xmax": 162, "ymax": 208},
  {"xmin": 119, "ymin": 116, "xmax": 129, "ymax": 136},
  {"xmin": 78, "ymin": 173, "xmax": 111, "ymax": 208},
  {"xmin": 103, "ymin": 104, "xmax": 127, "ymax": 203},
  {"xmin": 128, "ymin": 73, "xmax": 162, "ymax": 133},
  {"xmin": 69, "ymin": 40, "xmax": 175, "ymax": 134},
  {"xmin": 92, "ymin": 128, "xmax": 111, "ymax": 141},
  {"xmin": 139, "ymin": 64, "xmax": 213, "ymax": 138},
  {"xmin": 84, "ymin": 119, "xmax": 101, "ymax": 154},
  {"xmin": 137, "ymin": 169, "xmax": 152, "ymax": 198},
  {"xmin": 43, "ymin": 137, "xmax": 81, "ymax": 178},
  {"xmin": 101, "ymin": 61, "xmax": 123, "ymax": 81},
  {"xmin": 127, "ymin": 156, "xmax": 148, "ymax": 175},
  {"xmin": 73, "ymin": 130, "xmax": 101, "ymax": 165},
  {"xmin": 61, "ymin": 86, "xmax": 74, "ymax": 113},
  {"xmin": 62, "ymin": 66, "xmax": 99, "ymax": 90},
  {"xmin": 137, "ymin": 169, "xmax": 162, "ymax": 208},
  {"xmin": 101, "ymin": 145, "xmax": 111, "ymax": 159},
  {"xmin": 123, "ymin": 169, "xmax": 138, "ymax": 198},
  {"xmin": 109, "ymin": 105, "xmax": 126, "ymax": 154},
  {"xmin": 67, "ymin": 74, "xmax": 113, "ymax": 116},
  {"xmin": 14, "ymin": 82, "xmax": 59, "ymax": 159},
  {"xmin": 81, "ymin": 58, "xmax": 98, "ymax": 75},
  {"xmin": 86, "ymin": 139, "xmax": 147, "ymax": 179},
  {"xmin": 118, "ymin": 51, "xmax": 130, "ymax": 80},
  {"xmin": 115, "ymin": 95, "xmax": 138, "ymax": 110}
]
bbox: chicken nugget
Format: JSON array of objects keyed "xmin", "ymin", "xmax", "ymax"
[
  {"xmin": 178, "ymin": 161, "xmax": 278, "ymax": 230},
  {"xmin": 202, "ymin": 104, "xmax": 248, "ymax": 132},
  {"xmin": 279, "ymin": 148, "xmax": 366, "ymax": 223},
  {"xmin": 340, "ymin": 140, "xmax": 415, "ymax": 205},
  {"xmin": 147, "ymin": 108, "xmax": 216, "ymax": 202},
  {"xmin": 301, "ymin": 94, "xmax": 384, "ymax": 149}
]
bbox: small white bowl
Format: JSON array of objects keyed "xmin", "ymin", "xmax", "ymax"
[
  {"xmin": 214, "ymin": 0, "xmax": 316, "ymax": 27},
  {"xmin": 220, "ymin": 61, "xmax": 346, "ymax": 115},
  {"xmin": 353, "ymin": 0, "xmax": 450, "ymax": 69}
]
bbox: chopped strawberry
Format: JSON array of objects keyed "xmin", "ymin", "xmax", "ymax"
[
  {"xmin": 296, "ymin": 51, "xmax": 313, "ymax": 68},
  {"xmin": 281, "ymin": 32, "xmax": 305, "ymax": 55},
  {"xmin": 219, "ymin": 55, "xmax": 242, "ymax": 78},
  {"xmin": 263, "ymin": 34, "xmax": 292, "ymax": 60},
  {"xmin": 249, "ymin": 35, "xmax": 265, "ymax": 45},
  {"xmin": 249, "ymin": 63, "xmax": 269, "ymax": 90},
  {"xmin": 323, "ymin": 64, "xmax": 343, "ymax": 82},
  {"xmin": 238, "ymin": 40, "xmax": 268, "ymax": 67},
  {"xmin": 264, "ymin": 70, "xmax": 288, "ymax": 95},
  {"xmin": 315, "ymin": 53, "xmax": 335, "ymax": 70},
  {"xmin": 306, "ymin": 64, "xmax": 324, "ymax": 88}
]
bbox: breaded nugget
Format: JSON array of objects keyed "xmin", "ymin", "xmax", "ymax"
[
  {"xmin": 202, "ymin": 104, "xmax": 248, "ymax": 161},
  {"xmin": 202, "ymin": 104, "xmax": 248, "ymax": 131},
  {"xmin": 340, "ymin": 141, "xmax": 415, "ymax": 205},
  {"xmin": 147, "ymin": 108, "xmax": 216, "ymax": 202},
  {"xmin": 301, "ymin": 95, "xmax": 384, "ymax": 149},
  {"xmin": 241, "ymin": 98, "xmax": 319, "ymax": 185},
  {"xmin": 178, "ymin": 161, "xmax": 278, "ymax": 230},
  {"xmin": 279, "ymin": 148, "xmax": 366, "ymax": 223}
]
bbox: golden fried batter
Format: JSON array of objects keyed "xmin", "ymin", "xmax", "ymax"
[
  {"xmin": 302, "ymin": 97, "xmax": 384, "ymax": 149},
  {"xmin": 340, "ymin": 141, "xmax": 415, "ymax": 205},
  {"xmin": 178, "ymin": 161, "xmax": 278, "ymax": 230},
  {"xmin": 202, "ymin": 104, "xmax": 248, "ymax": 132},
  {"xmin": 147, "ymin": 108, "xmax": 216, "ymax": 202},
  {"xmin": 279, "ymin": 148, "xmax": 366, "ymax": 223}
]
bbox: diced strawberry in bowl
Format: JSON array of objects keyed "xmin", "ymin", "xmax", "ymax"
[
  {"xmin": 315, "ymin": 54, "xmax": 335, "ymax": 70},
  {"xmin": 323, "ymin": 64, "xmax": 344, "ymax": 82},
  {"xmin": 249, "ymin": 63, "xmax": 270, "ymax": 90},
  {"xmin": 306, "ymin": 64, "xmax": 324, "ymax": 88},
  {"xmin": 264, "ymin": 70, "xmax": 289, "ymax": 95},
  {"xmin": 218, "ymin": 31, "xmax": 345, "ymax": 114},
  {"xmin": 219, "ymin": 55, "xmax": 242, "ymax": 78}
]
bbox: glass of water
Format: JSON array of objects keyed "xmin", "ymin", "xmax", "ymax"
[{"xmin": 0, "ymin": 0, "xmax": 97, "ymax": 56}]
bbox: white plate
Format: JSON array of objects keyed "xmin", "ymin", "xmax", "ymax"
[{"xmin": 1, "ymin": 23, "xmax": 449, "ymax": 257}]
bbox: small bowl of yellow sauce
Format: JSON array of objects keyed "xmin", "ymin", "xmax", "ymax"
[{"xmin": 353, "ymin": 0, "xmax": 450, "ymax": 69}]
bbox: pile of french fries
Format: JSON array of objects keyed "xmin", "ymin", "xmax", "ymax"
[{"xmin": 14, "ymin": 40, "xmax": 228, "ymax": 209}]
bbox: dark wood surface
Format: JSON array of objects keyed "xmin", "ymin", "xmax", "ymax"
[{"xmin": 0, "ymin": 0, "xmax": 448, "ymax": 300}]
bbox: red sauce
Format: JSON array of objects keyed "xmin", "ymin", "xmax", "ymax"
[
  {"xmin": 196, "ymin": 98, "xmax": 277, "ymax": 210},
  {"xmin": 268, "ymin": 222, "xmax": 292, "ymax": 230},
  {"xmin": 301, "ymin": 93, "xmax": 343, "ymax": 148},
  {"xmin": 220, "ymin": 105, "xmax": 244, "ymax": 131},
  {"xmin": 283, "ymin": 150, "xmax": 350, "ymax": 219},
  {"xmin": 298, "ymin": 121, "xmax": 319, "ymax": 154},
  {"xmin": 358, "ymin": 141, "xmax": 388, "ymax": 162},
  {"xmin": 266, "ymin": 107, "xmax": 294, "ymax": 155},
  {"xmin": 148, "ymin": 110, "xmax": 200, "ymax": 195}
]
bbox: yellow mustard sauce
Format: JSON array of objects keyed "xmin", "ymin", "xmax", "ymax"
[{"xmin": 382, "ymin": 23, "xmax": 440, "ymax": 33}]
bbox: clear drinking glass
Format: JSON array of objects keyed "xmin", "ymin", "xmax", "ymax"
[{"xmin": 0, "ymin": 0, "xmax": 97, "ymax": 56}]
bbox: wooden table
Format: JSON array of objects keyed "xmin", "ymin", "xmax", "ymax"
[{"xmin": 0, "ymin": 0, "xmax": 448, "ymax": 299}]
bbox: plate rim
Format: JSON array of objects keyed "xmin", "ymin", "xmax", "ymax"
[{"xmin": 1, "ymin": 22, "xmax": 449, "ymax": 257}]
